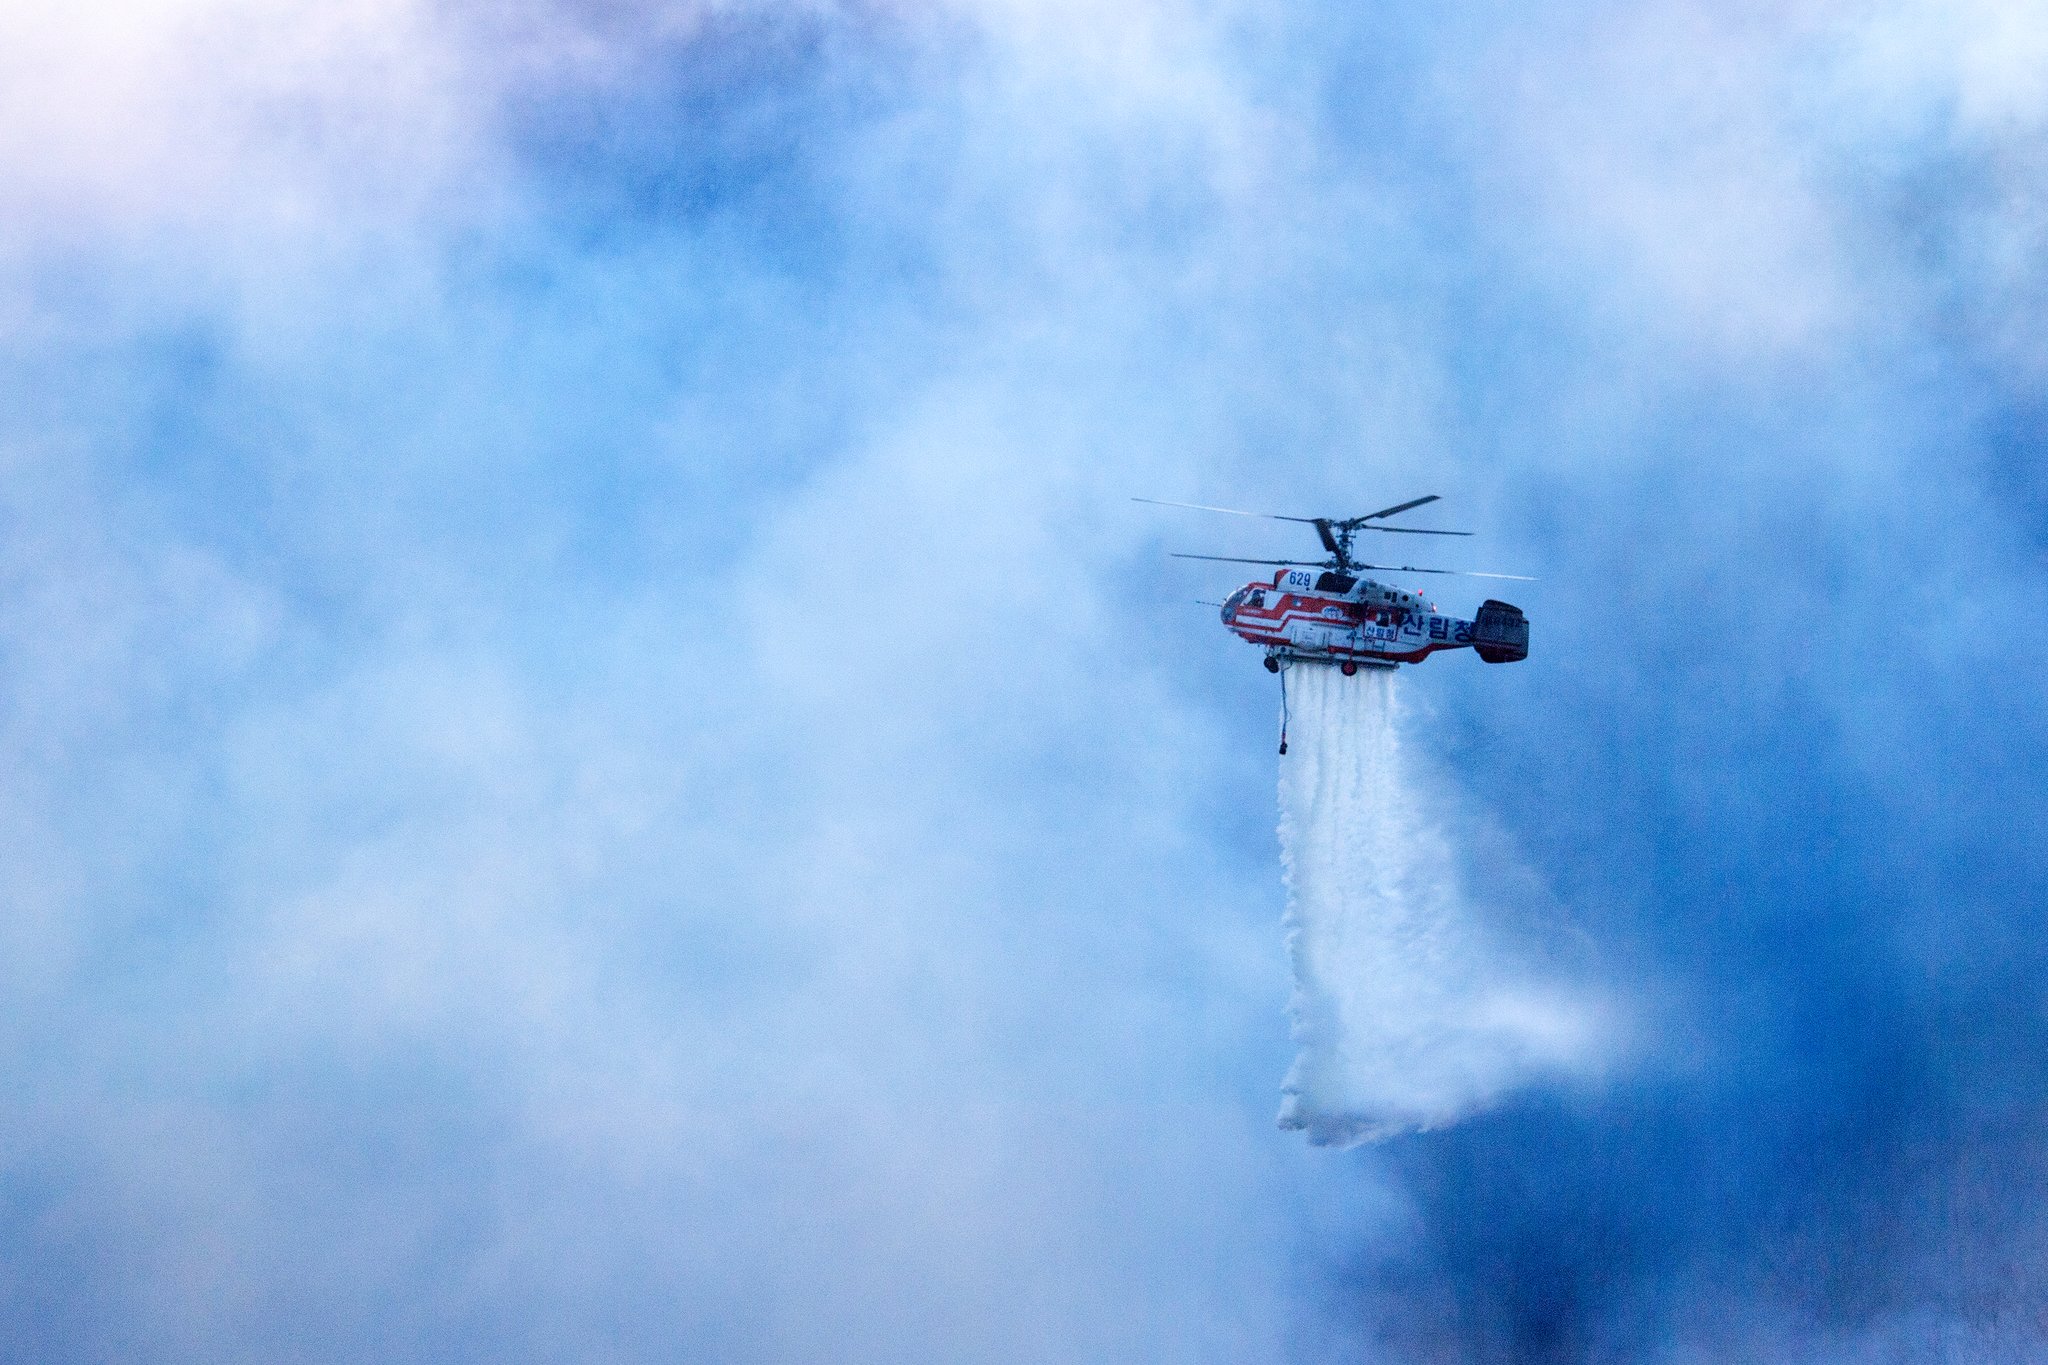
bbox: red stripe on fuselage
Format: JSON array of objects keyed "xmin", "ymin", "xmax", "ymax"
[{"xmin": 1225, "ymin": 592, "xmax": 1458, "ymax": 663}]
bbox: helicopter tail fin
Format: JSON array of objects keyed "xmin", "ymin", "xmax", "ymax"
[{"xmin": 1472, "ymin": 600, "xmax": 1529, "ymax": 663}]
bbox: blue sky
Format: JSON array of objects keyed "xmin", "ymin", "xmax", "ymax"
[{"xmin": 3, "ymin": 1, "xmax": 2047, "ymax": 1360}]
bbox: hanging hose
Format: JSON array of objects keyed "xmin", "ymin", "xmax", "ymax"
[{"xmin": 1277, "ymin": 657, "xmax": 1290, "ymax": 755}]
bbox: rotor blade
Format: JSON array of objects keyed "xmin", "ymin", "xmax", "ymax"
[
  {"xmin": 1355, "ymin": 494, "xmax": 1440, "ymax": 523},
  {"xmin": 1360, "ymin": 525, "xmax": 1473, "ymax": 536},
  {"xmin": 1172, "ymin": 551, "xmax": 1532, "ymax": 579},
  {"xmin": 1133, "ymin": 497, "xmax": 1320, "ymax": 524},
  {"xmin": 1311, "ymin": 518, "xmax": 1343, "ymax": 555},
  {"xmin": 1352, "ymin": 562, "xmax": 1536, "ymax": 580}
]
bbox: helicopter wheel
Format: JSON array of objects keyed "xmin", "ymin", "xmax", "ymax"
[
  {"xmin": 1263, "ymin": 656, "xmax": 1281, "ymax": 674},
  {"xmin": 1340, "ymin": 661, "xmax": 1358, "ymax": 676}
]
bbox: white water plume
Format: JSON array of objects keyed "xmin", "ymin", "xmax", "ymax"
[{"xmin": 1277, "ymin": 664, "xmax": 1607, "ymax": 1146}]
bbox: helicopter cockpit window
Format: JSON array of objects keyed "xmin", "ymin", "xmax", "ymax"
[
  {"xmin": 1314, "ymin": 572, "xmax": 1357, "ymax": 595},
  {"xmin": 1247, "ymin": 590, "xmax": 1266, "ymax": 609}
]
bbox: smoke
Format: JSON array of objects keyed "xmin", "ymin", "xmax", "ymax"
[
  {"xmin": 6, "ymin": 0, "xmax": 2048, "ymax": 1358},
  {"xmin": 1276, "ymin": 663, "xmax": 1609, "ymax": 1146}
]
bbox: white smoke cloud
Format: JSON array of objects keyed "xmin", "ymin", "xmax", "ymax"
[
  {"xmin": 6, "ymin": 0, "xmax": 2045, "ymax": 1358},
  {"xmin": 0, "ymin": 6, "xmax": 1340, "ymax": 1359}
]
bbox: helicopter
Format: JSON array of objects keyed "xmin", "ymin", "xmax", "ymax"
[{"xmin": 1138, "ymin": 495, "xmax": 1531, "ymax": 675}]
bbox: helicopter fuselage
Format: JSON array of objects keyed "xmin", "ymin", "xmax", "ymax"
[{"xmin": 1221, "ymin": 567, "xmax": 1528, "ymax": 668}]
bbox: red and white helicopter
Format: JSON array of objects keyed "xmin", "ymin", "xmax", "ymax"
[{"xmin": 1140, "ymin": 494, "xmax": 1531, "ymax": 674}]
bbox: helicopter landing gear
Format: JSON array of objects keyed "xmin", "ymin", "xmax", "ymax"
[{"xmin": 1340, "ymin": 661, "xmax": 1358, "ymax": 676}]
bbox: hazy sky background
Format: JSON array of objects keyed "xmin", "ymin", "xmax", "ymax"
[{"xmin": 3, "ymin": 2, "xmax": 2047, "ymax": 1360}]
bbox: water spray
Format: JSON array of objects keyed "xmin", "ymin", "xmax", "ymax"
[{"xmin": 1274, "ymin": 666, "xmax": 1602, "ymax": 1144}]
